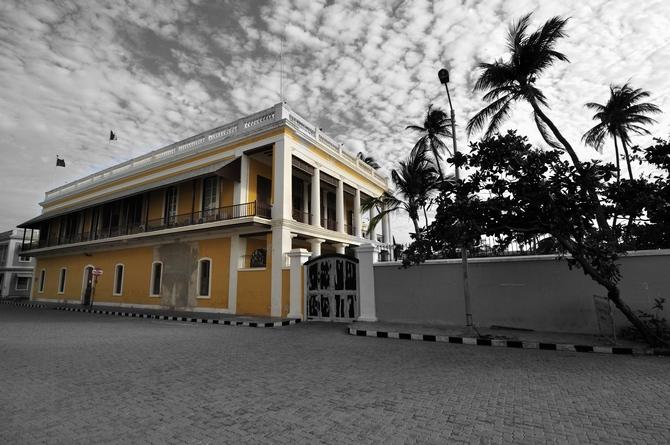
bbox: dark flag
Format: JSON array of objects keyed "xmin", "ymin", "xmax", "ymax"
[
  {"xmin": 56, "ymin": 156, "xmax": 66, "ymax": 167},
  {"xmin": 109, "ymin": 131, "xmax": 117, "ymax": 141}
]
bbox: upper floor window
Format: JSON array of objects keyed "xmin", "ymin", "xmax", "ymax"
[
  {"xmin": 18, "ymin": 255, "xmax": 31, "ymax": 262},
  {"xmin": 198, "ymin": 258, "xmax": 211, "ymax": 298},
  {"xmin": 164, "ymin": 186, "xmax": 178, "ymax": 223},
  {"xmin": 113, "ymin": 264, "xmax": 124, "ymax": 296},
  {"xmin": 38, "ymin": 269, "xmax": 46, "ymax": 293},
  {"xmin": 202, "ymin": 177, "xmax": 218, "ymax": 217},
  {"xmin": 58, "ymin": 267, "xmax": 67, "ymax": 294}
]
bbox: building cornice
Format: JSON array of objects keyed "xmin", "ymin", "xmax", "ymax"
[{"xmin": 42, "ymin": 103, "xmax": 388, "ymax": 208}]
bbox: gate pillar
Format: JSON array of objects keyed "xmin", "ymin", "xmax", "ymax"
[
  {"xmin": 356, "ymin": 243, "xmax": 378, "ymax": 322},
  {"xmin": 288, "ymin": 248, "xmax": 311, "ymax": 319}
]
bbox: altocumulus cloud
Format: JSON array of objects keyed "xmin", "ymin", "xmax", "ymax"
[{"xmin": 1, "ymin": 0, "xmax": 669, "ymax": 240}]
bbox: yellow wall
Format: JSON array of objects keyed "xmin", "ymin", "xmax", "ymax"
[
  {"xmin": 247, "ymin": 158, "xmax": 272, "ymax": 204},
  {"xmin": 178, "ymin": 181, "xmax": 195, "ymax": 214},
  {"xmin": 148, "ymin": 189, "xmax": 164, "ymax": 221},
  {"xmin": 281, "ymin": 268, "xmax": 290, "ymax": 317},
  {"xmin": 33, "ymin": 246, "xmax": 154, "ymax": 305},
  {"xmin": 196, "ymin": 237, "xmax": 230, "ymax": 309},
  {"xmin": 236, "ymin": 233, "xmax": 271, "ymax": 316},
  {"xmin": 220, "ymin": 178, "xmax": 234, "ymax": 207}
]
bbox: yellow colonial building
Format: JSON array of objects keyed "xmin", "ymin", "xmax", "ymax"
[{"xmin": 20, "ymin": 103, "xmax": 391, "ymax": 318}]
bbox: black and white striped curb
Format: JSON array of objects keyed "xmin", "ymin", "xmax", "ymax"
[
  {"xmin": 0, "ymin": 300, "xmax": 47, "ymax": 309},
  {"xmin": 347, "ymin": 327, "xmax": 668, "ymax": 356},
  {"xmin": 1, "ymin": 300, "xmax": 299, "ymax": 327},
  {"xmin": 53, "ymin": 306, "xmax": 301, "ymax": 327}
]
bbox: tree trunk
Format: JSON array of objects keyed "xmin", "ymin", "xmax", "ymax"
[
  {"xmin": 613, "ymin": 136, "xmax": 621, "ymax": 184},
  {"xmin": 411, "ymin": 218, "xmax": 421, "ymax": 240},
  {"xmin": 423, "ymin": 206, "xmax": 429, "ymax": 228},
  {"xmin": 621, "ymin": 139, "xmax": 634, "ymax": 180},
  {"xmin": 554, "ymin": 235, "xmax": 666, "ymax": 347},
  {"xmin": 607, "ymin": 285, "xmax": 664, "ymax": 347},
  {"xmin": 531, "ymin": 102, "xmax": 612, "ymax": 235},
  {"xmin": 612, "ymin": 136, "xmax": 621, "ymax": 238}
]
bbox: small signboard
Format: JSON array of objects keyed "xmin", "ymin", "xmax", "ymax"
[
  {"xmin": 593, "ymin": 295, "xmax": 616, "ymax": 345},
  {"xmin": 92, "ymin": 268, "xmax": 103, "ymax": 276}
]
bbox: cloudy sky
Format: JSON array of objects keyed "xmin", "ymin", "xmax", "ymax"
[{"xmin": 1, "ymin": 0, "xmax": 669, "ymax": 241}]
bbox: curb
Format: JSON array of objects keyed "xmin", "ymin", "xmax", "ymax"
[
  {"xmin": 1, "ymin": 300, "xmax": 300, "ymax": 328},
  {"xmin": 347, "ymin": 327, "xmax": 666, "ymax": 356},
  {"xmin": 0, "ymin": 300, "xmax": 47, "ymax": 309}
]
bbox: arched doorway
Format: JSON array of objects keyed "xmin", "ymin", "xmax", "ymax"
[
  {"xmin": 304, "ymin": 254, "xmax": 359, "ymax": 321},
  {"xmin": 81, "ymin": 266, "xmax": 94, "ymax": 305}
]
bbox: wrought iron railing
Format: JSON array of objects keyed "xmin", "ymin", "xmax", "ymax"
[{"xmin": 36, "ymin": 201, "xmax": 263, "ymax": 249}]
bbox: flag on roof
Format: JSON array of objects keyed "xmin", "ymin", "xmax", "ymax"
[{"xmin": 56, "ymin": 156, "xmax": 65, "ymax": 167}]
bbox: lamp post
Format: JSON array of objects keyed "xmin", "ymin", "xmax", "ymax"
[{"xmin": 438, "ymin": 68, "xmax": 473, "ymax": 327}]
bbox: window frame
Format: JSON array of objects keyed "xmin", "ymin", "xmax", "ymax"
[
  {"xmin": 15, "ymin": 276, "xmax": 30, "ymax": 291},
  {"xmin": 113, "ymin": 263, "xmax": 125, "ymax": 296},
  {"xmin": 197, "ymin": 258, "xmax": 212, "ymax": 299},
  {"xmin": 57, "ymin": 267, "xmax": 67, "ymax": 294},
  {"xmin": 38, "ymin": 269, "xmax": 46, "ymax": 293},
  {"xmin": 18, "ymin": 255, "xmax": 31, "ymax": 263},
  {"xmin": 149, "ymin": 261, "xmax": 163, "ymax": 297},
  {"xmin": 163, "ymin": 186, "xmax": 178, "ymax": 223}
]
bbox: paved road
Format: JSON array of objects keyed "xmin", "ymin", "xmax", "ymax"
[{"xmin": 1, "ymin": 305, "xmax": 669, "ymax": 444}]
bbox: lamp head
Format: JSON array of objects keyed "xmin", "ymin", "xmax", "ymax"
[{"xmin": 438, "ymin": 68, "xmax": 449, "ymax": 85}]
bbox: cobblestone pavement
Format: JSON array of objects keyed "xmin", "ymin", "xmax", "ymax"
[{"xmin": 1, "ymin": 305, "xmax": 669, "ymax": 444}]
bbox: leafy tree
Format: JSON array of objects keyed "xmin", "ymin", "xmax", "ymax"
[
  {"xmin": 583, "ymin": 83, "xmax": 661, "ymax": 182},
  {"xmin": 356, "ymin": 151, "xmax": 381, "ymax": 169},
  {"xmin": 406, "ymin": 104, "xmax": 453, "ymax": 180},
  {"xmin": 362, "ymin": 145, "xmax": 438, "ymax": 238},
  {"xmin": 405, "ymin": 131, "xmax": 666, "ymax": 347}
]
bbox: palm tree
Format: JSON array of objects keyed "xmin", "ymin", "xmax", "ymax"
[
  {"xmin": 406, "ymin": 105, "xmax": 452, "ymax": 180},
  {"xmin": 583, "ymin": 83, "xmax": 661, "ymax": 181},
  {"xmin": 362, "ymin": 145, "xmax": 438, "ymax": 238},
  {"xmin": 466, "ymin": 14, "xmax": 582, "ymax": 165},
  {"xmin": 466, "ymin": 13, "xmax": 610, "ymax": 232},
  {"xmin": 356, "ymin": 152, "xmax": 381, "ymax": 169}
]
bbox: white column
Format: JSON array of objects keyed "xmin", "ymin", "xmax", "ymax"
[
  {"xmin": 272, "ymin": 139, "xmax": 291, "ymax": 220},
  {"xmin": 308, "ymin": 238, "xmax": 324, "ymax": 258},
  {"xmin": 334, "ymin": 243, "xmax": 347, "ymax": 255},
  {"xmin": 227, "ymin": 234, "xmax": 240, "ymax": 313},
  {"xmin": 322, "ymin": 189, "xmax": 328, "ymax": 229},
  {"xmin": 336, "ymin": 179, "xmax": 345, "ymax": 234},
  {"xmin": 353, "ymin": 189, "xmax": 362, "ymax": 238},
  {"xmin": 356, "ymin": 243, "xmax": 378, "ymax": 322},
  {"xmin": 270, "ymin": 226, "xmax": 292, "ymax": 317},
  {"xmin": 302, "ymin": 179, "xmax": 309, "ymax": 223},
  {"xmin": 311, "ymin": 168, "xmax": 321, "ymax": 227},
  {"xmin": 233, "ymin": 154, "xmax": 249, "ymax": 205},
  {"xmin": 287, "ymin": 248, "xmax": 311, "ymax": 319},
  {"xmin": 382, "ymin": 213, "xmax": 390, "ymax": 244},
  {"xmin": 369, "ymin": 206, "xmax": 378, "ymax": 241}
]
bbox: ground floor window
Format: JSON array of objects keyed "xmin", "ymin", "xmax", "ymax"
[
  {"xmin": 38, "ymin": 269, "xmax": 46, "ymax": 293},
  {"xmin": 198, "ymin": 258, "xmax": 211, "ymax": 297},
  {"xmin": 15, "ymin": 276, "xmax": 30, "ymax": 291},
  {"xmin": 150, "ymin": 262, "xmax": 162, "ymax": 296},
  {"xmin": 113, "ymin": 264, "xmax": 124, "ymax": 296},
  {"xmin": 58, "ymin": 268, "xmax": 67, "ymax": 294}
]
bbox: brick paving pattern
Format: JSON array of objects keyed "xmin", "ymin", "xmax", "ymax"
[{"xmin": 1, "ymin": 304, "xmax": 669, "ymax": 444}]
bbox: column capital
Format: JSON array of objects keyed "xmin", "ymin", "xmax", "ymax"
[{"xmin": 288, "ymin": 248, "xmax": 311, "ymax": 261}]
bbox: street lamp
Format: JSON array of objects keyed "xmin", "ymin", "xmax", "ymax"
[{"xmin": 438, "ymin": 67, "xmax": 472, "ymax": 328}]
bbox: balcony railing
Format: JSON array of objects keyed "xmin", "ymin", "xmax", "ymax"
[
  {"xmin": 292, "ymin": 208, "xmax": 310, "ymax": 223},
  {"xmin": 321, "ymin": 217, "xmax": 337, "ymax": 231},
  {"xmin": 35, "ymin": 201, "xmax": 266, "ymax": 249}
]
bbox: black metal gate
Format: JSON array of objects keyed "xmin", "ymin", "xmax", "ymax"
[{"xmin": 304, "ymin": 254, "xmax": 359, "ymax": 321}]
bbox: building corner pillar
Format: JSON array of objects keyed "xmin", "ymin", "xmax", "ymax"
[
  {"xmin": 353, "ymin": 189, "xmax": 362, "ymax": 238},
  {"xmin": 311, "ymin": 167, "xmax": 321, "ymax": 227},
  {"xmin": 356, "ymin": 243, "xmax": 378, "ymax": 322},
  {"xmin": 287, "ymin": 248, "xmax": 311, "ymax": 319},
  {"xmin": 270, "ymin": 226, "xmax": 291, "ymax": 317}
]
